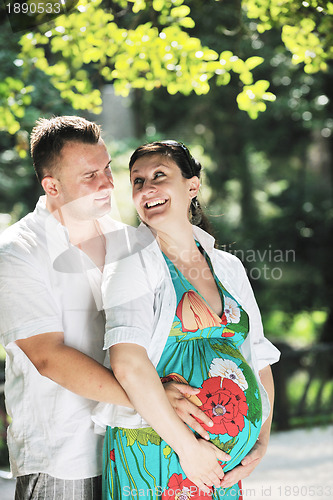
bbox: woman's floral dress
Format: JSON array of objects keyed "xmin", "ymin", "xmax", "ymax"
[{"xmin": 103, "ymin": 247, "xmax": 262, "ymax": 499}]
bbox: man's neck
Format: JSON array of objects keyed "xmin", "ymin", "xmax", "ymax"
[{"xmin": 46, "ymin": 197, "xmax": 99, "ymax": 246}]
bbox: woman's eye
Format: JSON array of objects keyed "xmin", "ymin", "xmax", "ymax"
[
  {"xmin": 133, "ymin": 178, "xmax": 143, "ymax": 185},
  {"xmin": 154, "ymin": 171, "xmax": 165, "ymax": 179}
]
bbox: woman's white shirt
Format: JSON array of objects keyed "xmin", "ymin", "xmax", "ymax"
[{"xmin": 92, "ymin": 223, "xmax": 280, "ymax": 432}]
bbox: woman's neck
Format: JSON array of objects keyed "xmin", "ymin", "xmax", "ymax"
[{"xmin": 155, "ymin": 222, "xmax": 201, "ymax": 265}]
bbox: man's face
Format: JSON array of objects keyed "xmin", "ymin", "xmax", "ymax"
[{"xmin": 54, "ymin": 139, "xmax": 114, "ymax": 221}]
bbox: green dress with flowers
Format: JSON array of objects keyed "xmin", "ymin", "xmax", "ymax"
[{"xmin": 103, "ymin": 246, "xmax": 262, "ymax": 500}]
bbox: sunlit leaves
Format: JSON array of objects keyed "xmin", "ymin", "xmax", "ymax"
[
  {"xmin": 5, "ymin": 0, "xmax": 331, "ymax": 132},
  {"xmin": 112, "ymin": 24, "xmax": 221, "ymax": 96},
  {"xmin": 282, "ymin": 19, "xmax": 328, "ymax": 73},
  {"xmin": 0, "ymin": 78, "xmax": 33, "ymax": 134},
  {"xmin": 236, "ymin": 80, "xmax": 276, "ymax": 119},
  {"xmin": 243, "ymin": 0, "xmax": 333, "ymax": 73},
  {"xmin": 19, "ymin": 0, "xmax": 228, "ymax": 105},
  {"xmin": 131, "ymin": 0, "xmax": 147, "ymax": 13}
]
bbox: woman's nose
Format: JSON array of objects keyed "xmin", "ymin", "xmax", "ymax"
[{"xmin": 141, "ymin": 179, "xmax": 157, "ymax": 194}]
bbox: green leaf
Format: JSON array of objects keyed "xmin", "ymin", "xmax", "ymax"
[
  {"xmin": 232, "ymin": 58, "xmax": 246, "ymax": 74},
  {"xmin": 152, "ymin": 0, "xmax": 163, "ymax": 12},
  {"xmin": 169, "ymin": 321, "xmax": 182, "ymax": 336},
  {"xmin": 133, "ymin": 0, "xmax": 146, "ymax": 12},
  {"xmin": 163, "ymin": 445, "xmax": 172, "ymax": 458},
  {"xmin": 210, "ymin": 436, "xmax": 238, "ymax": 453},
  {"xmin": 245, "ymin": 56, "xmax": 264, "ymax": 70},
  {"xmin": 216, "ymin": 72, "xmax": 231, "ymax": 86},
  {"xmin": 210, "ymin": 340, "xmax": 246, "ymax": 363},
  {"xmin": 121, "ymin": 427, "xmax": 162, "ymax": 447},
  {"xmin": 239, "ymin": 71, "xmax": 253, "ymax": 85},
  {"xmin": 179, "ymin": 17, "xmax": 196, "ymax": 28},
  {"xmin": 171, "ymin": 5, "xmax": 191, "ymax": 18}
]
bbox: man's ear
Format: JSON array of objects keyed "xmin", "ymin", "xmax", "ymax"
[
  {"xmin": 41, "ymin": 176, "xmax": 60, "ymax": 198},
  {"xmin": 189, "ymin": 176, "xmax": 200, "ymax": 200}
]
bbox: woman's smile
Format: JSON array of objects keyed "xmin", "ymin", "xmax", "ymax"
[
  {"xmin": 144, "ymin": 198, "xmax": 168, "ymax": 209},
  {"xmin": 131, "ymin": 154, "xmax": 197, "ymax": 230}
]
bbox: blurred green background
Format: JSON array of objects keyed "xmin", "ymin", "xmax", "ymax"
[{"xmin": 0, "ymin": 0, "xmax": 332, "ymax": 466}]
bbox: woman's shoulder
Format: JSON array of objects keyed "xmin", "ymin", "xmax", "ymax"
[
  {"xmin": 213, "ymin": 246, "xmax": 245, "ymax": 269},
  {"xmin": 104, "ymin": 223, "xmax": 165, "ymax": 291}
]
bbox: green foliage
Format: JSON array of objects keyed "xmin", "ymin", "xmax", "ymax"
[
  {"xmin": 0, "ymin": 28, "xmax": 34, "ymax": 136},
  {"xmin": 0, "ymin": 0, "xmax": 331, "ymax": 136},
  {"xmin": 244, "ymin": 0, "xmax": 333, "ymax": 73},
  {"xmin": 2, "ymin": 0, "xmax": 275, "ymax": 134},
  {"xmin": 16, "ymin": 0, "xmax": 272, "ymax": 112},
  {"xmin": 263, "ymin": 310, "xmax": 327, "ymax": 346},
  {"xmin": 236, "ymin": 79, "xmax": 276, "ymax": 119},
  {"xmin": 119, "ymin": 426, "xmax": 162, "ymax": 447},
  {"xmin": 1, "ymin": 0, "xmax": 331, "ymax": 135},
  {"xmin": 0, "ymin": 21, "xmax": 75, "ymax": 216},
  {"xmin": 0, "ymin": 78, "xmax": 33, "ymax": 134},
  {"xmin": 210, "ymin": 435, "xmax": 238, "ymax": 454}
]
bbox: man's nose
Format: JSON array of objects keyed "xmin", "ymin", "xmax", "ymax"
[{"xmin": 101, "ymin": 171, "xmax": 114, "ymax": 189}]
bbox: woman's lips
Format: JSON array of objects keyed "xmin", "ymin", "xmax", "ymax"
[{"xmin": 145, "ymin": 199, "xmax": 167, "ymax": 209}]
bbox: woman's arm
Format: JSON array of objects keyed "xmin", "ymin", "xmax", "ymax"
[
  {"xmin": 110, "ymin": 343, "xmax": 231, "ymax": 493},
  {"xmin": 219, "ymin": 364, "xmax": 275, "ymax": 488}
]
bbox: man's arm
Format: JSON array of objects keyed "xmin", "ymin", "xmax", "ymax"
[
  {"xmin": 3, "ymin": 247, "xmax": 212, "ymax": 433},
  {"xmin": 219, "ymin": 364, "xmax": 275, "ymax": 488},
  {"xmin": 15, "ymin": 331, "xmax": 214, "ymax": 439},
  {"xmin": 16, "ymin": 332, "xmax": 133, "ymax": 406}
]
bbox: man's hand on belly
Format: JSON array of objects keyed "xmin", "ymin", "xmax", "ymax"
[{"xmin": 163, "ymin": 381, "xmax": 215, "ymax": 440}]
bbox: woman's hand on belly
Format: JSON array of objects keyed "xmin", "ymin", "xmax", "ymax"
[
  {"xmin": 178, "ymin": 438, "xmax": 231, "ymax": 494},
  {"xmin": 219, "ymin": 437, "xmax": 268, "ymax": 488},
  {"xmin": 163, "ymin": 381, "xmax": 214, "ymax": 440},
  {"xmin": 219, "ymin": 364, "xmax": 274, "ymax": 488}
]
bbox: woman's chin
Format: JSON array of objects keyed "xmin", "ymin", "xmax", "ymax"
[{"xmin": 139, "ymin": 209, "xmax": 169, "ymax": 229}]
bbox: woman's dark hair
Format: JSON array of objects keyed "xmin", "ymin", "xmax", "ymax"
[{"xmin": 129, "ymin": 140, "xmax": 214, "ymax": 234}]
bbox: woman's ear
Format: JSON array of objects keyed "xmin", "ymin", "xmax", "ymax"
[
  {"xmin": 41, "ymin": 176, "xmax": 60, "ymax": 198},
  {"xmin": 189, "ymin": 176, "xmax": 200, "ymax": 200}
]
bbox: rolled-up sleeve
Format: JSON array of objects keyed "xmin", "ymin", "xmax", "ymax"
[
  {"xmin": 102, "ymin": 250, "xmax": 157, "ymax": 351},
  {"xmin": 235, "ymin": 256, "xmax": 280, "ymax": 370}
]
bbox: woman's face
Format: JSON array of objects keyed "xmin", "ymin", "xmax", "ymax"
[{"xmin": 130, "ymin": 154, "xmax": 199, "ymax": 231}]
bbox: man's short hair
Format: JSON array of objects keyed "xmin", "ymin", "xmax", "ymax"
[{"xmin": 30, "ymin": 116, "xmax": 101, "ymax": 183}]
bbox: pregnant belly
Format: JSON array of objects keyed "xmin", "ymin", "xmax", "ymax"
[{"xmin": 159, "ymin": 342, "xmax": 263, "ymax": 471}]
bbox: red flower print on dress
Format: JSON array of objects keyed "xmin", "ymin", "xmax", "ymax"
[
  {"xmin": 196, "ymin": 377, "xmax": 248, "ymax": 437},
  {"xmin": 176, "ymin": 290, "xmax": 222, "ymax": 332},
  {"xmin": 221, "ymin": 312, "xmax": 228, "ymax": 326},
  {"xmin": 162, "ymin": 473, "xmax": 212, "ymax": 499},
  {"xmin": 109, "ymin": 448, "xmax": 117, "ymax": 474}
]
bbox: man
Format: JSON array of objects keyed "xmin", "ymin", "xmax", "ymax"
[{"xmin": 0, "ymin": 116, "xmax": 211, "ymax": 499}]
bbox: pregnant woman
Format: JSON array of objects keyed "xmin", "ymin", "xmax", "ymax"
[{"xmin": 96, "ymin": 141, "xmax": 280, "ymax": 499}]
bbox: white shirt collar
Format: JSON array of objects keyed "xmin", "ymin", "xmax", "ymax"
[{"xmin": 136, "ymin": 222, "xmax": 216, "ymax": 256}]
